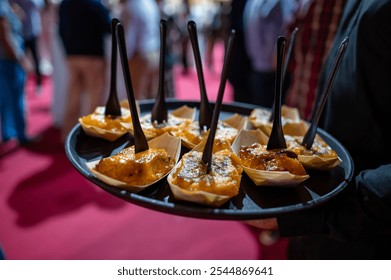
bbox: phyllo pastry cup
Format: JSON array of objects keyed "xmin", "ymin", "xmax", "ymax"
[
  {"xmin": 86, "ymin": 133, "xmax": 181, "ymax": 192},
  {"xmin": 249, "ymin": 105, "xmax": 302, "ymax": 136},
  {"xmin": 283, "ymin": 122, "xmax": 342, "ymax": 170},
  {"xmin": 129, "ymin": 105, "xmax": 196, "ymax": 140},
  {"xmin": 167, "ymin": 139, "xmax": 243, "ymax": 207},
  {"xmin": 171, "ymin": 113, "xmax": 248, "ymax": 150},
  {"xmin": 79, "ymin": 106, "xmax": 132, "ymax": 141},
  {"xmin": 232, "ymin": 129, "xmax": 309, "ymax": 187}
]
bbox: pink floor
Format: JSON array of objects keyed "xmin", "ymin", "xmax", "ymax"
[{"xmin": 0, "ymin": 43, "xmax": 287, "ymax": 260}]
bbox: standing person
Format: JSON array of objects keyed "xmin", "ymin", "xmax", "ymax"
[
  {"xmin": 243, "ymin": 0, "xmax": 296, "ymax": 108},
  {"xmin": 118, "ymin": 0, "xmax": 160, "ymax": 100},
  {"xmin": 245, "ymin": 0, "xmax": 391, "ymax": 259},
  {"xmin": 157, "ymin": 0, "xmax": 178, "ymax": 98},
  {"xmin": 285, "ymin": 0, "xmax": 346, "ymax": 120},
  {"xmin": 58, "ymin": 0, "xmax": 111, "ymax": 143},
  {"xmin": 0, "ymin": 0, "xmax": 29, "ymax": 144},
  {"xmin": 12, "ymin": 0, "xmax": 45, "ymax": 92},
  {"xmin": 178, "ymin": 0, "xmax": 190, "ymax": 75},
  {"xmin": 227, "ymin": 0, "xmax": 251, "ymax": 104}
]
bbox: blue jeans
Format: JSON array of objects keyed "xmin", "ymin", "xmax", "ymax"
[{"xmin": 0, "ymin": 60, "xmax": 27, "ymax": 142}]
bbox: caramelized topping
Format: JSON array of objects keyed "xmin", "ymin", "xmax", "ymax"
[
  {"xmin": 94, "ymin": 147, "xmax": 174, "ymax": 185},
  {"xmin": 171, "ymin": 150, "xmax": 243, "ymax": 197},
  {"xmin": 80, "ymin": 107, "xmax": 131, "ymax": 133},
  {"xmin": 173, "ymin": 121, "xmax": 238, "ymax": 147},
  {"xmin": 81, "ymin": 113, "xmax": 130, "ymax": 133},
  {"xmin": 137, "ymin": 114, "xmax": 191, "ymax": 138},
  {"xmin": 285, "ymin": 135, "xmax": 338, "ymax": 158},
  {"xmin": 239, "ymin": 143, "xmax": 307, "ymax": 176}
]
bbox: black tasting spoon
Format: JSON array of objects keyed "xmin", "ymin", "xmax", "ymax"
[
  {"xmin": 202, "ymin": 29, "xmax": 236, "ymax": 173},
  {"xmin": 116, "ymin": 22, "xmax": 149, "ymax": 153},
  {"xmin": 301, "ymin": 37, "xmax": 349, "ymax": 149},
  {"xmin": 104, "ymin": 18, "xmax": 122, "ymax": 117},
  {"xmin": 267, "ymin": 36, "xmax": 287, "ymax": 150},
  {"xmin": 188, "ymin": 20, "xmax": 213, "ymax": 130},
  {"xmin": 151, "ymin": 19, "xmax": 168, "ymax": 123}
]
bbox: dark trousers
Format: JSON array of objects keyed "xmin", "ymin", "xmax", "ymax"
[
  {"xmin": 248, "ymin": 70, "xmax": 291, "ymax": 108},
  {"xmin": 249, "ymin": 70, "xmax": 276, "ymax": 108},
  {"xmin": 24, "ymin": 36, "xmax": 42, "ymax": 86}
]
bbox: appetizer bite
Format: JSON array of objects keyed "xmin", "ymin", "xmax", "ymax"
[
  {"xmin": 79, "ymin": 106, "xmax": 132, "ymax": 141},
  {"xmin": 283, "ymin": 122, "xmax": 342, "ymax": 170},
  {"xmin": 169, "ymin": 26, "xmax": 240, "ymax": 206},
  {"xmin": 87, "ymin": 133, "xmax": 181, "ymax": 192},
  {"xmin": 129, "ymin": 105, "xmax": 196, "ymax": 140},
  {"xmin": 232, "ymin": 129, "xmax": 309, "ymax": 186},
  {"xmin": 167, "ymin": 139, "xmax": 243, "ymax": 207},
  {"xmin": 171, "ymin": 114, "xmax": 247, "ymax": 149},
  {"xmin": 249, "ymin": 105, "xmax": 302, "ymax": 136}
]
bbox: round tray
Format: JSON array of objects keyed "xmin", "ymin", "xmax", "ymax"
[{"xmin": 65, "ymin": 99, "xmax": 354, "ymax": 220}]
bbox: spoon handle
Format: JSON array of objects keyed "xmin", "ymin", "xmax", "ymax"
[
  {"xmin": 283, "ymin": 27, "xmax": 298, "ymax": 82},
  {"xmin": 116, "ymin": 22, "xmax": 149, "ymax": 153},
  {"xmin": 187, "ymin": 20, "xmax": 213, "ymax": 129},
  {"xmin": 202, "ymin": 29, "xmax": 236, "ymax": 173},
  {"xmin": 104, "ymin": 18, "xmax": 121, "ymax": 116},
  {"xmin": 267, "ymin": 36, "xmax": 287, "ymax": 150},
  {"xmin": 270, "ymin": 27, "xmax": 298, "ymax": 122},
  {"xmin": 301, "ymin": 37, "xmax": 349, "ymax": 149},
  {"xmin": 151, "ymin": 19, "xmax": 168, "ymax": 123}
]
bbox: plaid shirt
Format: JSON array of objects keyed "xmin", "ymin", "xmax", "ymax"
[{"xmin": 285, "ymin": 0, "xmax": 346, "ymax": 120}]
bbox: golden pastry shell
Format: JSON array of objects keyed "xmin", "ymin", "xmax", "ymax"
[
  {"xmin": 167, "ymin": 140, "xmax": 240, "ymax": 207},
  {"xmin": 79, "ymin": 106, "xmax": 132, "ymax": 142},
  {"xmin": 129, "ymin": 105, "xmax": 197, "ymax": 140},
  {"xmin": 249, "ymin": 105, "xmax": 302, "ymax": 136},
  {"xmin": 175, "ymin": 113, "xmax": 248, "ymax": 150},
  {"xmin": 284, "ymin": 121, "xmax": 342, "ymax": 170},
  {"xmin": 86, "ymin": 132, "xmax": 181, "ymax": 192},
  {"xmin": 231, "ymin": 129, "xmax": 310, "ymax": 187}
]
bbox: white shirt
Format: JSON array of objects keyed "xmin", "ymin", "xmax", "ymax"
[
  {"xmin": 119, "ymin": 0, "xmax": 160, "ymax": 58},
  {"xmin": 243, "ymin": 0, "xmax": 297, "ymax": 71}
]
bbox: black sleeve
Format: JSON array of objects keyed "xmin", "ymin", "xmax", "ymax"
[
  {"xmin": 95, "ymin": 2, "xmax": 111, "ymax": 35},
  {"xmin": 277, "ymin": 164, "xmax": 391, "ymax": 241},
  {"xmin": 58, "ymin": 3, "xmax": 66, "ymax": 46}
]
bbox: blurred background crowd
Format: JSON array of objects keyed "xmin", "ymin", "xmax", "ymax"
[{"xmin": 1, "ymin": 0, "xmax": 346, "ymax": 146}]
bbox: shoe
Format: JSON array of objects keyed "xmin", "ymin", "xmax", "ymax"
[
  {"xmin": 19, "ymin": 135, "xmax": 42, "ymax": 146},
  {"xmin": 0, "ymin": 245, "xmax": 6, "ymax": 260}
]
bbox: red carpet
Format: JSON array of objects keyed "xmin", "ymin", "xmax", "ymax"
[{"xmin": 0, "ymin": 42, "xmax": 287, "ymax": 260}]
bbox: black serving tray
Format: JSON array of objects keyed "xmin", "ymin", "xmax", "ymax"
[{"xmin": 65, "ymin": 99, "xmax": 354, "ymax": 220}]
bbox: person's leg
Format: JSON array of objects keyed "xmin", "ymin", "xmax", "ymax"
[
  {"xmin": 181, "ymin": 37, "xmax": 189, "ymax": 74},
  {"xmin": 250, "ymin": 71, "xmax": 275, "ymax": 108},
  {"xmin": 0, "ymin": 62, "xmax": 14, "ymax": 141},
  {"xmin": 12, "ymin": 63, "xmax": 28, "ymax": 142},
  {"xmin": 0, "ymin": 61, "xmax": 27, "ymax": 143},
  {"xmin": 61, "ymin": 57, "xmax": 83, "ymax": 142},
  {"xmin": 129, "ymin": 54, "xmax": 148, "ymax": 100},
  {"xmin": 83, "ymin": 57, "xmax": 106, "ymax": 113},
  {"xmin": 25, "ymin": 36, "xmax": 42, "ymax": 87},
  {"xmin": 143, "ymin": 51, "xmax": 159, "ymax": 100}
]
